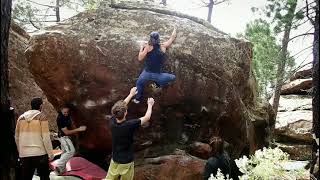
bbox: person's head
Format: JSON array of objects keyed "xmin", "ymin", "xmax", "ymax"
[
  {"xmin": 148, "ymin": 32, "xmax": 160, "ymax": 46},
  {"xmin": 209, "ymin": 136, "xmax": 224, "ymax": 155},
  {"xmin": 31, "ymin": 98, "xmax": 43, "ymax": 111},
  {"xmin": 61, "ymin": 105, "xmax": 70, "ymax": 117},
  {"xmin": 111, "ymin": 100, "xmax": 128, "ymax": 120}
]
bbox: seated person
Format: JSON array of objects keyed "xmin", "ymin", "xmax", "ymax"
[{"xmin": 203, "ymin": 137, "xmax": 242, "ymax": 180}]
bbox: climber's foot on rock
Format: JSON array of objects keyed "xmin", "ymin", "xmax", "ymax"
[
  {"xmin": 150, "ymin": 83, "xmax": 162, "ymax": 94},
  {"xmin": 132, "ymin": 99, "xmax": 140, "ymax": 104}
]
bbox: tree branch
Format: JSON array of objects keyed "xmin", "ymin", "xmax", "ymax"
[
  {"xmin": 291, "ymin": 44, "xmax": 313, "ymax": 57},
  {"xmin": 288, "ymin": 61, "xmax": 313, "ymax": 79},
  {"xmin": 33, "ymin": 14, "xmax": 57, "ymax": 16},
  {"xmin": 289, "ymin": 33, "xmax": 314, "ymax": 42},
  {"xmin": 214, "ymin": 0, "xmax": 229, "ymax": 5},
  {"xmin": 17, "ymin": 20, "xmax": 59, "ymax": 22},
  {"xmin": 201, "ymin": 0, "xmax": 208, "ymax": 6},
  {"xmin": 27, "ymin": 10, "xmax": 41, "ymax": 29},
  {"xmin": 26, "ymin": 0, "xmax": 56, "ymax": 8},
  {"xmin": 29, "ymin": 19, "xmax": 40, "ymax": 29},
  {"xmin": 26, "ymin": 0, "xmax": 66, "ymax": 8},
  {"xmin": 293, "ymin": 18, "xmax": 313, "ymax": 29},
  {"xmin": 306, "ymin": 0, "xmax": 315, "ymax": 25},
  {"xmin": 296, "ymin": 0, "xmax": 316, "ymax": 12}
]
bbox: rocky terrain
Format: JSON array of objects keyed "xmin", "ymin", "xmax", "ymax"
[
  {"xmin": 274, "ymin": 67, "xmax": 313, "ymax": 160},
  {"xmin": 9, "ymin": 23, "xmax": 57, "ymax": 131}
]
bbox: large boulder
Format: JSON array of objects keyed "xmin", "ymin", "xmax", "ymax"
[
  {"xmin": 9, "ymin": 23, "xmax": 57, "ymax": 131},
  {"xmin": 25, "ymin": 1, "xmax": 274, "ymax": 161}
]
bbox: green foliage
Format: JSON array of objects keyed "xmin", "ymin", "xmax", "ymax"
[
  {"xmin": 235, "ymin": 147, "xmax": 308, "ymax": 180},
  {"xmin": 240, "ymin": 19, "xmax": 280, "ymax": 97},
  {"xmin": 264, "ymin": 0, "xmax": 303, "ymax": 34},
  {"xmin": 208, "ymin": 148, "xmax": 308, "ymax": 180},
  {"xmin": 246, "ymin": 0, "xmax": 301, "ymax": 97}
]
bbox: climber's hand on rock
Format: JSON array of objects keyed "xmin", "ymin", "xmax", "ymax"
[
  {"xmin": 172, "ymin": 27, "xmax": 177, "ymax": 38},
  {"xmin": 147, "ymin": 98, "xmax": 155, "ymax": 106},
  {"xmin": 130, "ymin": 87, "xmax": 138, "ymax": 96},
  {"xmin": 140, "ymin": 42, "xmax": 148, "ymax": 50},
  {"xmin": 78, "ymin": 126, "xmax": 87, "ymax": 131}
]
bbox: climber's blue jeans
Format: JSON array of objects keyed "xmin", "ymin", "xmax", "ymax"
[{"xmin": 135, "ymin": 70, "xmax": 176, "ymax": 101}]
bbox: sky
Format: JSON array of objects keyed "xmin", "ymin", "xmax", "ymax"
[{"xmin": 15, "ymin": 0, "xmax": 313, "ymax": 68}]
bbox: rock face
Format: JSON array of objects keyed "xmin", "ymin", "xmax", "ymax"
[
  {"xmin": 134, "ymin": 154, "xmax": 205, "ymax": 180},
  {"xmin": 188, "ymin": 142, "xmax": 212, "ymax": 159},
  {"xmin": 281, "ymin": 78, "xmax": 312, "ymax": 95},
  {"xmin": 275, "ymin": 110, "xmax": 312, "ymax": 142},
  {"xmin": 25, "ymin": 1, "xmax": 274, "ymax": 161},
  {"xmin": 278, "ymin": 95, "xmax": 312, "ymax": 112},
  {"xmin": 275, "ymin": 68, "xmax": 313, "ymax": 160},
  {"xmin": 290, "ymin": 68, "xmax": 312, "ymax": 81},
  {"xmin": 274, "ymin": 143, "xmax": 312, "ymax": 161},
  {"xmin": 9, "ymin": 23, "xmax": 57, "ymax": 131}
]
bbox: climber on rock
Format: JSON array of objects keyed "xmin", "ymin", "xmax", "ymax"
[{"xmin": 132, "ymin": 28, "xmax": 177, "ymax": 104}]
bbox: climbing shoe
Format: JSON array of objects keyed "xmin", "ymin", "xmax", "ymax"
[{"xmin": 132, "ymin": 99, "xmax": 140, "ymax": 104}]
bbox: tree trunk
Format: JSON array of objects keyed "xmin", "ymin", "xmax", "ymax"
[
  {"xmin": 56, "ymin": 0, "xmax": 60, "ymax": 22},
  {"xmin": 272, "ymin": 0, "xmax": 298, "ymax": 116},
  {"xmin": 1, "ymin": 0, "xmax": 11, "ymax": 103},
  {"xmin": 1, "ymin": 0, "xmax": 17, "ymax": 179},
  {"xmin": 207, "ymin": 0, "xmax": 214, "ymax": 23},
  {"xmin": 311, "ymin": 0, "xmax": 319, "ymax": 178}
]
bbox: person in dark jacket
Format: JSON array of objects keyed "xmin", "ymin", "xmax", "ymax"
[
  {"xmin": 203, "ymin": 137, "xmax": 242, "ymax": 180},
  {"xmin": 55, "ymin": 105, "xmax": 86, "ymax": 174},
  {"xmin": 132, "ymin": 28, "xmax": 177, "ymax": 104}
]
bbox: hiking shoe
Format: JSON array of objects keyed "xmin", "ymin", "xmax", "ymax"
[{"xmin": 132, "ymin": 99, "xmax": 140, "ymax": 104}]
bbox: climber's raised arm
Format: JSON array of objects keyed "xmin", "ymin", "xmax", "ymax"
[
  {"xmin": 123, "ymin": 87, "xmax": 138, "ymax": 106},
  {"xmin": 139, "ymin": 98, "xmax": 155, "ymax": 125},
  {"xmin": 162, "ymin": 28, "xmax": 177, "ymax": 49}
]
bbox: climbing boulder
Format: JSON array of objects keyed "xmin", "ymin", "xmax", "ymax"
[
  {"xmin": 25, "ymin": 1, "xmax": 274, "ymax": 161},
  {"xmin": 8, "ymin": 23, "xmax": 57, "ymax": 131}
]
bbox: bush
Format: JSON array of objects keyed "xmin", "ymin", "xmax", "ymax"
[
  {"xmin": 208, "ymin": 147, "xmax": 309, "ymax": 180},
  {"xmin": 235, "ymin": 147, "xmax": 308, "ymax": 180}
]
